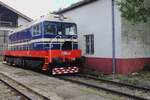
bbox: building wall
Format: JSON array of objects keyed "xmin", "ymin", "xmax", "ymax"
[
  {"xmin": 0, "ymin": 29, "xmax": 9, "ymax": 56},
  {"xmin": 0, "ymin": 16, "xmax": 30, "ymax": 51},
  {"xmin": 121, "ymin": 0, "xmax": 150, "ymax": 58},
  {"xmin": 61, "ymin": 0, "xmax": 150, "ymax": 74},
  {"xmin": 62, "ymin": 0, "xmax": 122, "ymax": 74},
  {"xmin": 117, "ymin": 20, "xmax": 150, "ymax": 74},
  {"xmin": 117, "ymin": 0, "xmax": 150, "ymax": 74},
  {"xmin": 18, "ymin": 16, "xmax": 29, "ymax": 27},
  {"xmin": 121, "ymin": 20, "xmax": 150, "ymax": 58},
  {"xmin": 0, "ymin": 15, "xmax": 30, "ymax": 58},
  {"xmin": 63, "ymin": 0, "xmax": 122, "ymax": 57}
]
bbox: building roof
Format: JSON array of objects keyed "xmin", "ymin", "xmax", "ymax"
[
  {"xmin": 0, "ymin": 1, "xmax": 33, "ymax": 21},
  {"xmin": 56, "ymin": 0, "xmax": 98, "ymax": 14}
]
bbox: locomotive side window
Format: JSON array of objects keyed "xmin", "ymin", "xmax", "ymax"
[
  {"xmin": 32, "ymin": 24, "xmax": 41, "ymax": 36},
  {"xmin": 65, "ymin": 24, "xmax": 77, "ymax": 35},
  {"xmin": 57, "ymin": 23, "xmax": 64, "ymax": 35},
  {"xmin": 44, "ymin": 22, "xmax": 57, "ymax": 35}
]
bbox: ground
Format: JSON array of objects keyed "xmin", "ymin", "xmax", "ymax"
[
  {"xmin": 1, "ymin": 62, "xmax": 149, "ymax": 100},
  {"xmin": 0, "ymin": 62, "xmax": 126, "ymax": 100},
  {"xmin": 83, "ymin": 68, "xmax": 150, "ymax": 88},
  {"xmin": 114, "ymin": 71, "xmax": 150, "ymax": 88}
]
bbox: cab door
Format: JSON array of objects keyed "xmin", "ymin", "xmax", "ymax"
[{"xmin": 31, "ymin": 23, "xmax": 43, "ymax": 50}]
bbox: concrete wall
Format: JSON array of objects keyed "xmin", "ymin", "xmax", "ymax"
[
  {"xmin": 121, "ymin": 19, "xmax": 150, "ymax": 58},
  {"xmin": 115, "ymin": 18, "xmax": 150, "ymax": 74}
]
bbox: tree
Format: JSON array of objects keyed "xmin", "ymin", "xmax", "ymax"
[{"xmin": 117, "ymin": 0, "xmax": 150, "ymax": 24}]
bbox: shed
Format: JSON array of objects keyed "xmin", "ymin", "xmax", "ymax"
[
  {"xmin": 0, "ymin": 1, "xmax": 32, "ymax": 56},
  {"xmin": 57, "ymin": 0, "xmax": 150, "ymax": 74}
]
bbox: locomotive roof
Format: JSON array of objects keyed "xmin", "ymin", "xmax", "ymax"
[{"xmin": 9, "ymin": 14, "xmax": 73, "ymax": 35}]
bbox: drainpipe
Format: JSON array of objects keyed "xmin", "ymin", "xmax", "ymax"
[{"xmin": 111, "ymin": 0, "xmax": 116, "ymax": 78}]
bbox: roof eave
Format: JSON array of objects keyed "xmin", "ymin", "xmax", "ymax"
[
  {"xmin": 56, "ymin": 0, "xmax": 98, "ymax": 14},
  {"xmin": 0, "ymin": 1, "xmax": 33, "ymax": 21}
]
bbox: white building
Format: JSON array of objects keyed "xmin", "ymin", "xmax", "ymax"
[
  {"xmin": 0, "ymin": 1, "xmax": 32, "ymax": 55},
  {"xmin": 57, "ymin": 0, "xmax": 150, "ymax": 74}
]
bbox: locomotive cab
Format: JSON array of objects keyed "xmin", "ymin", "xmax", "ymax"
[{"xmin": 42, "ymin": 21, "xmax": 82, "ymax": 75}]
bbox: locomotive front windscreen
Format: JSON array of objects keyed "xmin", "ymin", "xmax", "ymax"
[{"xmin": 44, "ymin": 21, "xmax": 77, "ymax": 35}]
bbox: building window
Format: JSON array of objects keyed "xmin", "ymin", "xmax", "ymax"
[{"xmin": 85, "ymin": 34, "xmax": 94, "ymax": 55}]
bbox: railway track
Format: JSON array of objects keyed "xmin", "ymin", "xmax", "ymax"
[
  {"xmin": 3, "ymin": 63, "xmax": 150, "ymax": 99},
  {"xmin": 0, "ymin": 79, "xmax": 30, "ymax": 100},
  {"xmin": 78, "ymin": 74, "xmax": 150, "ymax": 91},
  {"xmin": 0, "ymin": 72, "xmax": 50, "ymax": 100},
  {"xmin": 55, "ymin": 74, "xmax": 150, "ymax": 100}
]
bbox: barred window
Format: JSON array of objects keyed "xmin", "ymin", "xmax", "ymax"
[{"xmin": 85, "ymin": 34, "xmax": 94, "ymax": 55}]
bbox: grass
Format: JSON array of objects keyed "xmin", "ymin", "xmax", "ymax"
[{"xmin": 82, "ymin": 68, "xmax": 150, "ymax": 87}]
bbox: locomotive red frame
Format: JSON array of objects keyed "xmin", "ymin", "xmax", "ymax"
[{"xmin": 3, "ymin": 14, "xmax": 85, "ymax": 75}]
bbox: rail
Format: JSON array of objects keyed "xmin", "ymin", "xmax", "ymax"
[
  {"xmin": 0, "ymin": 79, "xmax": 31, "ymax": 100},
  {"xmin": 0, "ymin": 71, "xmax": 50, "ymax": 100},
  {"xmin": 78, "ymin": 74, "xmax": 150, "ymax": 91}
]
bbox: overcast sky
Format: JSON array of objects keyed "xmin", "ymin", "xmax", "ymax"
[{"xmin": 0, "ymin": 0, "xmax": 81, "ymax": 19}]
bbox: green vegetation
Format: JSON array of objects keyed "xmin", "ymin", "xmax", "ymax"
[
  {"xmin": 117, "ymin": 0, "xmax": 150, "ymax": 24},
  {"xmin": 116, "ymin": 75, "xmax": 139, "ymax": 85}
]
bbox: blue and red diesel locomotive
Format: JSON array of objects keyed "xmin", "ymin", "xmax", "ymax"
[{"xmin": 3, "ymin": 14, "xmax": 85, "ymax": 75}]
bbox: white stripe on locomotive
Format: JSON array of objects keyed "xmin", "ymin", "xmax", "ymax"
[{"xmin": 8, "ymin": 38, "xmax": 78, "ymax": 47}]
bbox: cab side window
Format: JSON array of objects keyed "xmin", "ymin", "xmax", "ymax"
[{"xmin": 32, "ymin": 24, "xmax": 41, "ymax": 36}]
